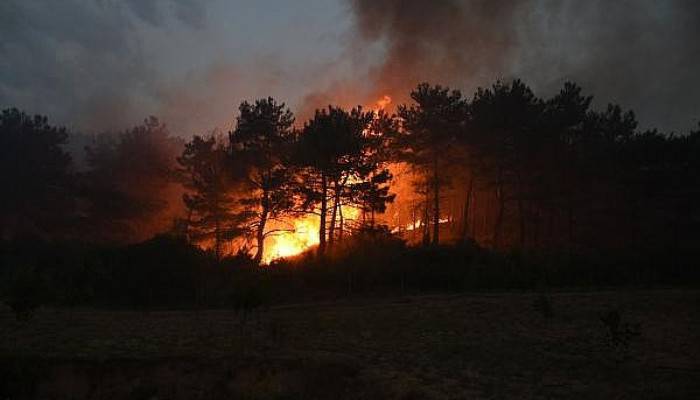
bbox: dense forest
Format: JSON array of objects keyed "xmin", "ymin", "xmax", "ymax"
[{"xmin": 2, "ymin": 79, "xmax": 699, "ymax": 312}]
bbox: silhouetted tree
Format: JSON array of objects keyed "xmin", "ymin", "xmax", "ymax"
[
  {"xmin": 178, "ymin": 135, "xmax": 241, "ymax": 260},
  {"xmin": 398, "ymin": 84, "xmax": 467, "ymax": 245},
  {"xmin": 229, "ymin": 98, "xmax": 297, "ymax": 264},
  {"xmin": 341, "ymin": 110, "xmax": 397, "ymax": 229},
  {"xmin": 539, "ymin": 82, "xmax": 593, "ymax": 249},
  {"xmin": 296, "ymin": 106, "xmax": 395, "ymax": 255},
  {"xmin": 83, "ymin": 116, "xmax": 184, "ymax": 243},
  {"xmin": 0, "ymin": 108, "xmax": 74, "ymax": 239},
  {"xmin": 350, "ymin": 168, "xmax": 395, "ymax": 227},
  {"xmin": 468, "ymin": 80, "xmax": 544, "ymax": 248}
]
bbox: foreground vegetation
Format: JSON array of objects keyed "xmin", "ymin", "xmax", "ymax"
[
  {"xmin": 2, "ymin": 289, "xmax": 699, "ymax": 399},
  {"xmin": 2, "ymin": 232, "xmax": 698, "ymax": 397},
  {"xmin": 2, "ymin": 231, "xmax": 699, "ymax": 316}
]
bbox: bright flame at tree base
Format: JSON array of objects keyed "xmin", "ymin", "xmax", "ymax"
[
  {"xmin": 260, "ymin": 95, "xmax": 393, "ymax": 263},
  {"xmin": 263, "ymin": 216, "xmax": 319, "ymax": 264},
  {"xmin": 190, "ymin": 95, "xmax": 402, "ymax": 262},
  {"xmin": 262, "ymin": 205, "xmax": 362, "ymax": 264}
]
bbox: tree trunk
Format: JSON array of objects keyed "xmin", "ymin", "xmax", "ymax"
[
  {"xmin": 329, "ymin": 180, "xmax": 340, "ymax": 248},
  {"xmin": 493, "ymin": 175, "xmax": 506, "ymax": 249},
  {"xmin": 470, "ymin": 191, "xmax": 477, "ymax": 239},
  {"xmin": 461, "ymin": 176, "xmax": 474, "ymax": 241},
  {"xmin": 422, "ymin": 191, "xmax": 431, "ymax": 245},
  {"xmin": 547, "ymin": 207, "xmax": 555, "ymax": 247},
  {"xmin": 493, "ymin": 196, "xmax": 505, "ymax": 249},
  {"xmin": 432, "ymin": 157, "xmax": 440, "ymax": 245},
  {"xmin": 516, "ymin": 171, "xmax": 526, "ymax": 249},
  {"xmin": 411, "ymin": 202, "xmax": 417, "ymax": 242},
  {"xmin": 214, "ymin": 217, "xmax": 221, "ymax": 261},
  {"xmin": 492, "ymin": 167, "xmax": 506, "ymax": 249},
  {"xmin": 518, "ymin": 198, "xmax": 526, "ymax": 249},
  {"xmin": 532, "ymin": 207, "xmax": 541, "ymax": 248},
  {"xmin": 338, "ymin": 204, "xmax": 344, "ymax": 241},
  {"xmin": 567, "ymin": 198, "xmax": 574, "ymax": 259},
  {"xmin": 253, "ymin": 194, "xmax": 269, "ymax": 264},
  {"xmin": 184, "ymin": 208, "xmax": 193, "ymax": 242},
  {"xmin": 319, "ymin": 174, "xmax": 328, "ymax": 256}
]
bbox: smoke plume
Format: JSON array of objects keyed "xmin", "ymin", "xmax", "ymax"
[
  {"xmin": 339, "ymin": 0, "xmax": 700, "ymax": 131},
  {"xmin": 2, "ymin": 1, "xmax": 699, "ymax": 135}
]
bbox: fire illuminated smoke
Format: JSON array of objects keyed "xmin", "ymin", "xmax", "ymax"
[{"xmin": 375, "ymin": 95, "xmax": 392, "ymax": 110}]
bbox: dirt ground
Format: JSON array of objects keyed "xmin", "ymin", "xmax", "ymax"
[{"xmin": 2, "ymin": 289, "xmax": 699, "ymax": 399}]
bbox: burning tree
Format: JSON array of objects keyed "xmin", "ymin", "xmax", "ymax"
[
  {"xmin": 346, "ymin": 110, "xmax": 397, "ymax": 228},
  {"xmin": 296, "ymin": 106, "xmax": 395, "ymax": 255},
  {"xmin": 397, "ymin": 84, "xmax": 467, "ymax": 245},
  {"xmin": 229, "ymin": 98, "xmax": 297, "ymax": 264}
]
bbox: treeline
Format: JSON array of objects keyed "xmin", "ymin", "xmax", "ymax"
[
  {"xmin": 177, "ymin": 99, "xmax": 395, "ymax": 261},
  {"xmin": 1, "ymin": 228, "xmax": 695, "ymax": 315},
  {"xmin": 390, "ymin": 81, "xmax": 700, "ymax": 258},
  {"xmin": 176, "ymin": 79, "xmax": 700, "ymax": 260},
  {"xmin": 0, "ymin": 101, "xmax": 396, "ymax": 261},
  {"xmin": 1, "ymin": 79, "xmax": 700, "ymax": 312},
  {"xmin": 0, "ymin": 111, "xmax": 184, "ymax": 244},
  {"xmin": 3, "ymin": 79, "xmax": 699, "ymax": 260}
]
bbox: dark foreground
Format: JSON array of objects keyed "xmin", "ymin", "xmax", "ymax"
[{"xmin": 2, "ymin": 289, "xmax": 699, "ymax": 399}]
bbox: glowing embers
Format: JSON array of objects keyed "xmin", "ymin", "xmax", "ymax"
[{"xmin": 391, "ymin": 218, "xmax": 449, "ymax": 233}]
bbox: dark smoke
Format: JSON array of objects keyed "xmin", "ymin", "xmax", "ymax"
[
  {"xmin": 345, "ymin": 0, "xmax": 700, "ymax": 132},
  {"xmin": 2, "ymin": 1, "xmax": 698, "ymax": 134},
  {"xmin": 297, "ymin": 0, "xmax": 528, "ymax": 119},
  {"xmin": 351, "ymin": 0, "xmax": 528, "ymax": 100}
]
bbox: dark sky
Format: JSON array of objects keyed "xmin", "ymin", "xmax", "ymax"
[{"xmin": 1, "ymin": 0, "xmax": 698, "ymax": 136}]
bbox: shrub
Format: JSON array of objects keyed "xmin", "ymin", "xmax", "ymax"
[
  {"xmin": 532, "ymin": 293, "xmax": 554, "ymax": 319},
  {"xmin": 599, "ymin": 308, "xmax": 642, "ymax": 351},
  {"xmin": 1, "ymin": 265, "xmax": 48, "ymax": 321}
]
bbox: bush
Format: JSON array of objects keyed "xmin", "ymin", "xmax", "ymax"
[
  {"xmin": 1, "ymin": 265, "xmax": 48, "ymax": 321},
  {"xmin": 1, "ymin": 231, "xmax": 698, "ymax": 310},
  {"xmin": 532, "ymin": 293, "xmax": 554, "ymax": 319},
  {"xmin": 599, "ymin": 308, "xmax": 642, "ymax": 351}
]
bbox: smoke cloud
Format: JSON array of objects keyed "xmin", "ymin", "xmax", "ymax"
[
  {"xmin": 344, "ymin": 0, "xmax": 700, "ymax": 132},
  {"xmin": 0, "ymin": 0, "xmax": 208, "ymax": 133},
  {"xmin": 1, "ymin": 0, "xmax": 698, "ymax": 135},
  {"xmin": 0, "ymin": 0, "xmax": 349, "ymax": 135}
]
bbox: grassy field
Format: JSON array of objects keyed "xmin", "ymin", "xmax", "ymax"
[{"xmin": 2, "ymin": 289, "xmax": 699, "ymax": 399}]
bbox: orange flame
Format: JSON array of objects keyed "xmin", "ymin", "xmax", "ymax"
[
  {"xmin": 261, "ymin": 96, "xmax": 394, "ymax": 263},
  {"xmin": 375, "ymin": 95, "xmax": 392, "ymax": 110},
  {"xmin": 262, "ymin": 216, "xmax": 319, "ymax": 264},
  {"xmin": 262, "ymin": 205, "xmax": 362, "ymax": 263}
]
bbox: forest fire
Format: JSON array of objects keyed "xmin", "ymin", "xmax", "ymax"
[
  {"xmin": 259, "ymin": 95, "xmax": 393, "ymax": 264},
  {"xmin": 262, "ymin": 217, "xmax": 318, "ymax": 263},
  {"xmin": 390, "ymin": 217, "xmax": 449, "ymax": 234},
  {"xmin": 375, "ymin": 95, "xmax": 392, "ymax": 110},
  {"xmin": 184, "ymin": 94, "xmax": 398, "ymax": 264},
  {"xmin": 262, "ymin": 205, "xmax": 363, "ymax": 264},
  {"xmin": 4, "ymin": 2, "xmax": 699, "ymax": 398}
]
